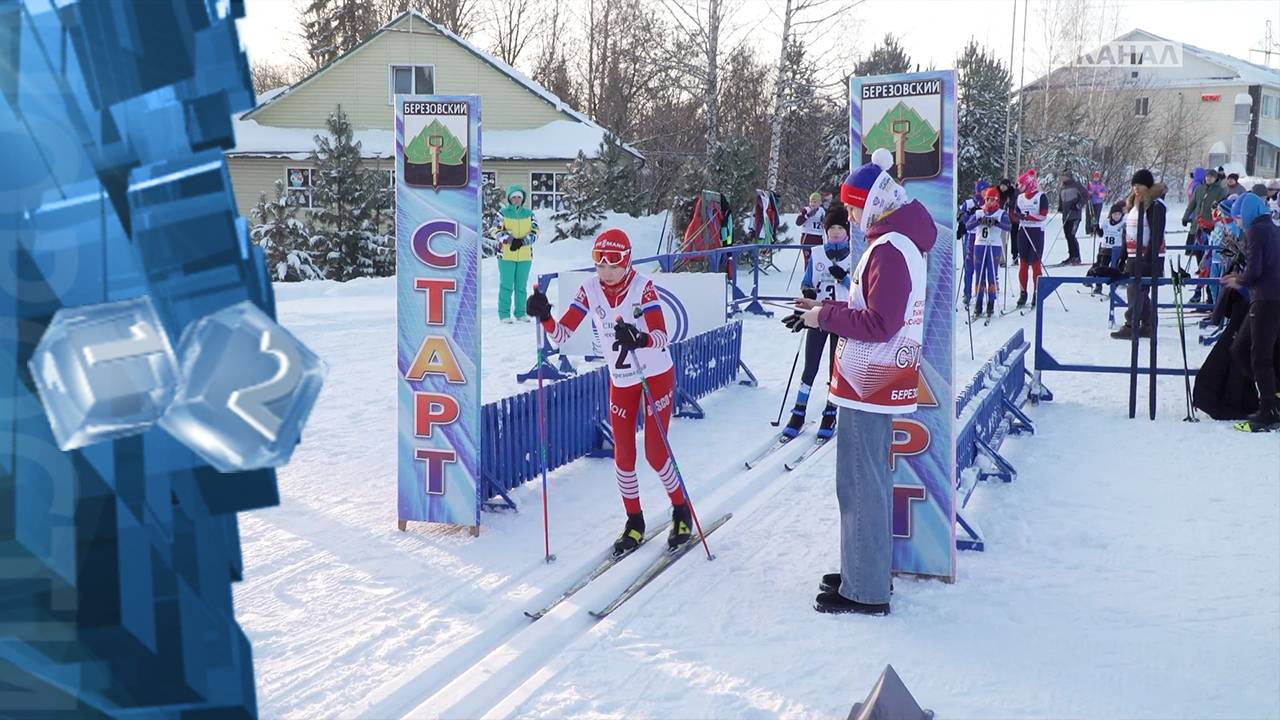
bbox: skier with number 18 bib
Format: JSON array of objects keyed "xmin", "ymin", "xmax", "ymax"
[{"xmin": 525, "ymin": 229, "xmax": 692, "ymax": 556}]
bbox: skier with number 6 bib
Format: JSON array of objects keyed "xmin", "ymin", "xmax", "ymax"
[
  {"xmin": 779, "ymin": 206, "xmax": 855, "ymax": 441},
  {"xmin": 525, "ymin": 229, "xmax": 693, "ymax": 556}
]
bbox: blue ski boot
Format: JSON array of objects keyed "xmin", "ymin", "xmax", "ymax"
[{"xmin": 816, "ymin": 403, "xmax": 837, "ymax": 440}]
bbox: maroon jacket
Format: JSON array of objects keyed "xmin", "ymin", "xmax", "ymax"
[{"xmin": 817, "ymin": 200, "xmax": 937, "ymax": 341}]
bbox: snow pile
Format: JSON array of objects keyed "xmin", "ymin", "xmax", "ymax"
[{"xmin": 235, "ymin": 208, "xmax": 1279, "ymax": 719}]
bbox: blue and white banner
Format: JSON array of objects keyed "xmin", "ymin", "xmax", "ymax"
[
  {"xmin": 396, "ymin": 96, "xmax": 482, "ymax": 530},
  {"xmin": 850, "ymin": 71, "xmax": 957, "ymax": 580},
  {"xmin": 554, "ymin": 272, "xmax": 725, "ymax": 357}
]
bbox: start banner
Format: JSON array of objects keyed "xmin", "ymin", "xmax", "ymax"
[
  {"xmin": 396, "ymin": 96, "xmax": 482, "ymax": 532},
  {"xmin": 850, "ymin": 71, "xmax": 958, "ymax": 580}
]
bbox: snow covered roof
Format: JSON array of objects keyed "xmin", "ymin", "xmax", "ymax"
[
  {"xmin": 256, "ymin": 86, "xmax": 288, "ymax": 104},
  {"xmin": 228, "ymin": 115, "xmax": 618, "ymax": 162},
  {"xmin": 240, "ymin": 11, "xmax": 642, "ymax": 161}
]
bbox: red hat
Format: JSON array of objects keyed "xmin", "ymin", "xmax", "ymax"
[
  {"xmin": 1092, "ymin": 170, "xmax": 1101, "ymax": 180},
  {"xmin": 982, "ymin": 186, "xmax": 1001, "ymax": 207},
  {"xmin": 1017, "ymin": 169, "xmax": 1039, "ymax": 193},
  {"xmin": 592, "ymin": 228, "xmax": 631, "ymax": 265}
]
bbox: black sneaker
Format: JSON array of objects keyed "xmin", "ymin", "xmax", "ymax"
[
  {"xmin": 668, "ymin": 503, "xmax": 692, "ymax": 551},
  {"xmin": 612, "ymin": 512, "xmax": 645, "ymax": 557},
  {"xmin": 814, "ymin": 590, "xmax": 890, "ymax": 615}
]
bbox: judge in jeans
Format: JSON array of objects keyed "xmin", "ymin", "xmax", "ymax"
[{"xmin": 795, "ymin": 148, "xmax": 935, "ymax": 616}]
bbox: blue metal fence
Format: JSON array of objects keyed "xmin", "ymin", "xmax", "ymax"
[
  {"xmin": 953, "ymin": 329, "xmax": 1046, "ymax": 551},
  {"xmin": 481, "ymin": 321, "xmax": 745, "ymax": 507}
]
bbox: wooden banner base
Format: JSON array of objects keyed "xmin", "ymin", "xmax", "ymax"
[{"xmin": 397, "ymin": 519, "xmax": 480, "ymax": 537}]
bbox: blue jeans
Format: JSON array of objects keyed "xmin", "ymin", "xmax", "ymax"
[{"xmin": 835, "ymin": 406, "xmax": 894, "ymax": 604}]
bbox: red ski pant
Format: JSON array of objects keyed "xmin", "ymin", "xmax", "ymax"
[{"xmin": 609, "ymin": 368, "xmax": 684, "ymax": 514}]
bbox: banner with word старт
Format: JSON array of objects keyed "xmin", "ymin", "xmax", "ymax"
[
  {"xmin": 396, "ymin": 96, "xmax": 482, "ymax": 532},
  {"xmin": 849, "ymin": 71, "xmax": 957, "ymax": 580}
]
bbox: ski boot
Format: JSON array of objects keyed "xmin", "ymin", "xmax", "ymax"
[
  {"xmin": 782, "ymin": 403, "xmax": 806, "ymax": 439},
  {"xmin": 816, "ymin": 403, "xmax": 837, "ymax": 440},
  {"xmin": 668, "ymin": 503, "xmax": 693, "ymax": 551},
  {"xmin": 1234, "ymin": 407, "xmax": 1280, "ymax": 433},
  {"xmin": 1016, "ymin": 290, "xmax": 1027, "ymax": 307},
  {"xmin": 985, "ymin": 298, "xmax": 995, "ymax": 317},
  {"xmin": 613, "ymin": 512, "xmax": 645, "ymax": 557}
]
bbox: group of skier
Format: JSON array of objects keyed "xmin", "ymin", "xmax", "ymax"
[
  {"xmin": 956, "ymin": 169, "xmax": 1051, "ymax": 316},
  {"xmin": 524, "ymin": 148, "xmax": 929, "ymax": 616}
]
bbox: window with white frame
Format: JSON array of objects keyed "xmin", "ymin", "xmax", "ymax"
[
  {"xmin": 389, "ymin": 65, "xmax": 434, "ymax": 103},
  {"xmin": 1134, "ymin": 97, "xmax": 1150, "ymax": 117},
  {"xmin": 1263, "ymin": 94, "xmax": 1276, "ymax": 118},
  {"xmin": 285, "ymin": 167, "xmax": 314, "ymax": 208},
  {"xmin": 530, "ymin": 171, "xmax": 567, "ymax": 210}
]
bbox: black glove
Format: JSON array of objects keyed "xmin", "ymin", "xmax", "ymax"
[
  {"xmin": 801, "ymin": 287, "xmax": 818, "ymax": 300},
  {"xmin": 525, "ymin": 287, "xmax": 552, "ymax": 322},
  {"xmin": 1181, "ymin": 217, "xmax": 1190, "ymax": 227},
  {"xmin": 612, "ymin": 320, "xmax": 650, "ymax": 353},
  {"xmin": 829, "ymin": 265, "xmax": 848, "ymax": 282},
  {"xmin": 509, "ymin": 235, "xmax": 524, "ymax": 251},
  {"xmin": 781, "ymin": 313, "xmax": 807, "ymax": 332}
]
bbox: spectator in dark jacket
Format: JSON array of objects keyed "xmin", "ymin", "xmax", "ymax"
[
  {"xmin": 1111, "ymin": 170, "xmax": 1167, "ymax": 339},
  {"xmin": 1183, "ymin": 168, "xmax": 1224, "ymax": 260},
  {"xmin": 1058, "ymin": 173, "xmax": 1086, "ymax": 264},
  {"xmin": 1225, "ymin": 173, "xmax": 1246, "ymax": 198},
  {"xmin": 1223, "ymin": 191, "xmax": 1280, "ymax": 431}
]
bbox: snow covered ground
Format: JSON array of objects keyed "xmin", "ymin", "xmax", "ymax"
[{"xmin": 236, "ymin": 209, "xmax": 1280, "ymax": 719}]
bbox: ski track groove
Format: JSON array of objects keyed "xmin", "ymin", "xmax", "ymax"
[{"xmin": 388, "ymin": 434, "xmax": 832, "ymax": 720}]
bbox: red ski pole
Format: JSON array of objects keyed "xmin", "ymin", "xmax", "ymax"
[
  {"xmin": 617, "ymin": 316, "xmax": 714, "ymax": 561},
  {"xmin": 535, "ymin": 285, "xmax": 554, "ymax": 563}
]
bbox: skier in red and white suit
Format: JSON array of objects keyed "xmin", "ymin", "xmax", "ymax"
[{"xmin": 525, "ymin": 228, "xmax": 692, "ymax": 556}]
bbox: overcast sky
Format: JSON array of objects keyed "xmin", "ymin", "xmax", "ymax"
[{"xmin": 237, "ymin": 0, "xmax": 1280, "ymax": 91}]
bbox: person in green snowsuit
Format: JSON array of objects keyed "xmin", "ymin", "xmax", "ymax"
[{"xmin": 490, "ymin": 184, "xmax": 539, "ymax": 322}]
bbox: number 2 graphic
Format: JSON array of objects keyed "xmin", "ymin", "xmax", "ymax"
[{"xmin": 228, "ymin": 327, "xmax": 304, "ymax": 442}]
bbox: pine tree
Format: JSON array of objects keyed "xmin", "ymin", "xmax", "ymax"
[
  {"xmin": 363, "ymin": 155, "xmax": 396, "ymax": 276},
  {"xmin": 250, "ymin": 180, "xmax": 324, "ymax": 282},
  {"xmin": 854, "ymin": 34, "xmax": 912, "ymax": 76},
  {"xmin": 595, "ymin": 133, "xmax": 641, "ymax": 215},
  {"xmin": 309, "ymin": 106, "xmax": 383, "ymax": 281},
  {"xmin": 956, "ymin": 40, "xmax": 1013, "ymax": 199},
  {"xmin": 818, "ymin": 103, "xmax": 851, "ymax": 194},
  {"xmin": 551, "ymin": 151, "xmax": 605, "ymax": 241},
  {"xmin": 481, "ymin": 178, "xmax": 506, "ymax": 257},
  {"xmin": 302, "ymin": 0, "xmax": 380, "ymax": 69}
]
